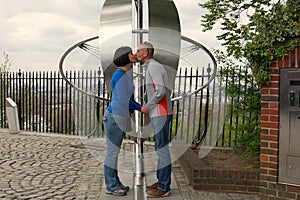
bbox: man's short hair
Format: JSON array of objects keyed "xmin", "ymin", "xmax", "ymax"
[{"xmin": 141, "ymin": 42, "xmax": 154, "ymax": 56}]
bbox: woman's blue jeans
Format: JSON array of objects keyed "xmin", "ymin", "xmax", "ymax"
[
  {"xmin": 103, "ymin": 111, "xmax": 124, "ymax": 191},
  {"xmin": 151, "ymin": 115, "xmax": 172, "ymax": 192}
]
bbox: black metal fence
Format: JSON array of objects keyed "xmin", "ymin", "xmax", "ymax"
[{"xmin": 0, "ymin": 67, "xmax": 257, "ymax": 148}]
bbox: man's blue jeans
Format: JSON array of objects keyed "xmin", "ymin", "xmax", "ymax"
[
  {"xmin": 151, "ymin": 115, "xmax": 172, "ymax": 192},
  {"xmin": 103, "ymin": 111, "xmax": 124, "ymax": 191}
]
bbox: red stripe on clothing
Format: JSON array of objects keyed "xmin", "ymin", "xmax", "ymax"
[
  {"xmin": 158, "ymin": 95, "xmax": 168, "ymax": 116},
  {"xmin": 152, "ymin": 80, "xmax": 156, "ymax": 92},
  {"xmin": 159, "ymin": 74, "xmax": 168, "ymax": 116},
  {"xmin": 152, "ymin": 78, "xmax": 168, "ymax": 116}
]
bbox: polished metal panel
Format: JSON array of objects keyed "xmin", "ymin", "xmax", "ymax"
[
  {"xmin": 148, "ymin": 0, "xmax": 181, "ymax": 91},
  {"xmin": 99, "ymin": 0, "xmax": 132, "ymax": 93},
  {"xmin": 98, "ymin": 1, "xmax": 181, "ymax": 199},
  {"xmin": 279, "ymin": 68, "xmax": 300, "ymax": 186}
]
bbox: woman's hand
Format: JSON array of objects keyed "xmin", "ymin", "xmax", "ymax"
[{"xmin": 141, "ymin": 105, "xmax": 149, "ymax": 114}]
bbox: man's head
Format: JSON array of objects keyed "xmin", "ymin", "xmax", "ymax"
[{"xmin": 135, "ymin": 42, "xmax": 154, "ymax": 64}]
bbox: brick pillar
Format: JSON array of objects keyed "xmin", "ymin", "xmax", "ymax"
[{"xmin": 260, "ymin": 46, "xmax": 300, "ymax": 199}]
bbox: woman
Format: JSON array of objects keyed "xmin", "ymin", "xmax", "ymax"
[{"xmin": 103, "ymin": 46, "xmax": 142, "ymax": 196}]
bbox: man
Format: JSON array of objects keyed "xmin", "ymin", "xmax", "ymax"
[{"xmin": 135, "ymin": 42, "xmax": 172, "ymax": 198}]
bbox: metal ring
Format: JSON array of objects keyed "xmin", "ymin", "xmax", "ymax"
[
  {"xmin": 58, "ymin": 36, "xmax": 110, "ymax": 102},
  {"xmin": 58, "ymin": 35, "xmax": 217, "ymax": 101}
]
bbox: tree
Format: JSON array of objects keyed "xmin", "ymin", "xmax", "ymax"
[
  {"xmin": 0, "ymin": 52, "xmax": 13, "ymax": 126},
  {"xmin": 215, "ymin": 50, "xmax": 261, "ymax": 156},
  {"xmin": 1, "ymin": 52, "xmax": 12, "ymax": 74},
  {"xmin": 199, "ymin": 0, "xmax": 300, "ymax": 85},
  {"xmin": 198, "ymin": 0, "xmax": 299, "ymax": 155}
]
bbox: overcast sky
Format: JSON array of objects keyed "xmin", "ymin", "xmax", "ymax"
[{"xmin": 0, "ymin": 0, "xmax": 221, "ymax": 72}]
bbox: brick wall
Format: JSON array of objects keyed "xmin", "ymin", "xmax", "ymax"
[
  {"xmin": 260, "ymin": 46, "xmax": 300, "ymax": 200},
  {"xmin": 179, "ymin": 147, "xmax": 260, "ymax": 194}
]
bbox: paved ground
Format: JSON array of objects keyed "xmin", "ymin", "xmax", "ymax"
[{"xmin": 0, "ymin": 129, "xmax": 260, "ymax": 199}]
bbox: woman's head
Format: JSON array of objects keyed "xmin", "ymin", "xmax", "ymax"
[{"xmin": 113, "ymin": 46, "xmax": 136, "ymax": 67}]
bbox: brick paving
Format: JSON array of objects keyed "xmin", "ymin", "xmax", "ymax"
[
  {"xmin": 0, "ymin": 129, "xmax": 260, "ymax": 200},
  {"xmin": 0, "ymin": 131, "xmax": 104, "ymax": 200}
]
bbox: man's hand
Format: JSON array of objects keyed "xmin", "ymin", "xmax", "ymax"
[{"xmin": 141, "ymin": 105, "xmax": 149, "ymax": 114}]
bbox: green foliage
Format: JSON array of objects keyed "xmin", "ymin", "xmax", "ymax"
[
  {"xmin": 215, "ymin": 50, "xmax": 260, "ymax": 156},
  {"xmin": 200, "ymin": 0, "xmax": 300, "ymax": 85}
]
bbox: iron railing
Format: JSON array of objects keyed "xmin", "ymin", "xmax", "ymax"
[{"xmin": 0, "ymin": 67, "xmax": 257, "ymax": 148}]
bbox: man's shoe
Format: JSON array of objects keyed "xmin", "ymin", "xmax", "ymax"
[
  {"xmin": 105, "ymin": 187, "xmax": 127, "ymax": 196},
  {"xmin": 147, "ymin": 189, "xmax": 171, "ymax": 198},
  {"xmin": 146, "ymin": 182, "xmax": 158, "ymax": 190}
]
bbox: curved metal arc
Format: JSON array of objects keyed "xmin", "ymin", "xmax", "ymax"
[
  {"xmin": 59, "ymin": 35, "xmax": 217, "ymax": 102},
  {"xmin": 172, "ymin": 36, "xmax": 217, "ymax": 101},
  {"xmin": 58, "ymin": 36, "xmax": 110, "ymax": 102}
]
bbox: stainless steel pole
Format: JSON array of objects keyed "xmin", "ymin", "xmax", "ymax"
[
  {"xmin": 134, "ymin": 137, "xmax": 146, "ymax": 199},
  {"xmin": 133, "ymin": 0, "xmax": 147, "ymax": 199}
]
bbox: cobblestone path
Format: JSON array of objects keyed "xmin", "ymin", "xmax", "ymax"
[
  {"xmin": 0, "ymin": 131, "xmax": 260, "ymax": 200},
  {"xmin": 0, "ymin": 132, "xmax": 104, "ymax": 200}
]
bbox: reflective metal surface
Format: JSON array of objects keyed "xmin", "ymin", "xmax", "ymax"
[
  {"xmin": 98, "ymin": 1, "xmax": 181, "ymax": 199},
  {"xmin": 279, "ymin": 68, "xmax": 300, "ymax": 186},
  {"xmin": 99, "ymin": 0, "xmax": 132, "ymax": 93},
  {"xmin": 98, "ymin": 0, "xmax": 181, "ymax": 94},
  {"xmin": 133, "ymin": 1, "xmax": 147, "ymax": 199},
  {"xmin": 59, "ymin": 0, "xmax": 217, "ymax": 198},
  {"xmin": 148, "ymin": 0, "xmax": 181, "ymax": 90}
]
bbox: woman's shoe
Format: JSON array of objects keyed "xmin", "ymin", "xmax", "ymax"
[
  {"xmin": 121, "ymin": 184, "xmax": 130, "ymax": 192},
  {"xmin": 105, "ymin": 187, "xmax": 127, "ymax": 196}
]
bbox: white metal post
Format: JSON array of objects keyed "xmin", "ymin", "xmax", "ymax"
[{"xmin": 133, "ymin": 0, "xmax": 147, "ymax": 199}]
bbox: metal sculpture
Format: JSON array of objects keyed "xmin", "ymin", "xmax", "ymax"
[{"xmin": 59, "ymin": 0, "xmax": 217, "ymax": 199}]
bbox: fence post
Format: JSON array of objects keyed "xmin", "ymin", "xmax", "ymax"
[{"xmin": 6, "ymin": 97, "xmax": 20, "ymax": 134}]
